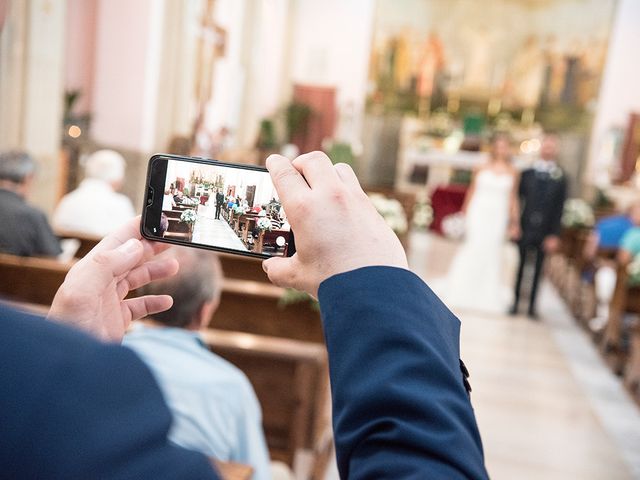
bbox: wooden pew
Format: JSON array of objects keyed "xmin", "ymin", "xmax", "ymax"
[
  {"xmin": 0, "ymin": 253, "xmax": 73, "ymax": 305},
  {"xmin": 165, "ymin": 218, "xmax": 193, "ymax": 242},
  {"xmin": 219, "ymin": 253, "xmax": 268, "ymax": 283},
  {"xmin": 0, "ymin": 253, "xmax": 323, "ymax": 344},
  {"xmin": 601, "ymin": 262, "xmax": 640, "ymax": 376},
  {"xmin": 202, "ymin": 329, "xmax": 332, "ymax": 480},
  {"xmin": 215, "ymin": 279, "xmax": 323, "ymax": 344},
  {"xmin": 55, "ymin": 230, "xmax": 101, "ymax": 259},
  {"xmin": 163, "ymin": 209, "xmax": 183, "ymax": 220}
]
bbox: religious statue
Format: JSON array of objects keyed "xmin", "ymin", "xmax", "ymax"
[
  {"xmin": 193, "ymin": 0, "xmax": 227, "ymax": 131},
  {"xmin": 504, "ymin": 35, "xmax": 545, "ymax": 109}
]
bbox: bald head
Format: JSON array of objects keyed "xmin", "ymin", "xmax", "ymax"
[
  {"xmin": 141, "ymin": 247, "xmax": 224, "ymax": 329},
  {"xmin": 84, "ymin": 150, "xmax": 126, "ymax": 188}
]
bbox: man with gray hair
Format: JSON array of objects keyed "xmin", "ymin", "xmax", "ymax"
[
  {"xmin": 0, "ymin": 150, "xmax": 61, "ymax": 257},
  {"xmin": 53, "ymin": 149, "xmax": 135, "ymax": 237},
  {"xmin": 122, "ymin": 246, "xmax": 271, "ymax": 480}
]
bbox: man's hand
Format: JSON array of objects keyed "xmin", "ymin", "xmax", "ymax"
[
  {"xmin": 48, "ymin": 216, "xmax": 179, "ymax": 342},
  {"xmin": 262, "ymin": 152, "xmax": 408, "ymax": 297},
  {"xmin": 543, "ymin": 235, "xmax": 561, "ymax": 254}
]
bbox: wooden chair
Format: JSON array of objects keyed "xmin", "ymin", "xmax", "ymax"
[
  {"xmin": 0, "ymin": 253, "xmax": 72, "ymax": 305},
  {"xmin": 55, "ymin": 230, "xmax": 101, "ymax": 258},
  {"xmin": 215, "ymin": 279, "xmax": 323, "ymax": 343},
  {"xmin": 201, "ymin": 329, "xmax": 332, "ymax": 480}
]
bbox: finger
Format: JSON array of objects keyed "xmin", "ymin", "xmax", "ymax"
[
  {"xmin": 89, "ymin": 216, "xmax": 144, "ymax": 256},
  {"xmin": 88, "ymin": 239, "xmax": 145, "ymax": 289},
  {"xmin": 334, "ymin": 162, "xmax": 365, "ymax": 192},
  {"xmin": 123, "ymin": 295, "xmax": 174, "ymax": 322},
  {"xmin": 262, "ymin": 255, "xmax": 303, "ymax": 290},
  {"xmin": 292, "ymin": 151, "xmax": 340, "ymax": 188},
  {"xmin": 117, "ymin": 257, "xmax": 180, "ymax": 299},
  {"xmin": 266, "ymin": 154, "xmax": 309, "ymax": 205}
]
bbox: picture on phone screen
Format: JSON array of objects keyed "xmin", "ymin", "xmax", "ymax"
[{"xmin": 143, "ymin": 155, "xmax": 292, "ymax": 259}]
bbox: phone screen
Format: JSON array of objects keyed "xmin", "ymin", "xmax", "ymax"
[{"xmin": 142, "ymin": 155, "xmax": 293, "ymax": 259}]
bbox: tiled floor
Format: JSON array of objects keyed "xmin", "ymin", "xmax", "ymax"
[
  {"xmin": 192, "ymin": 205, "xmax": 248, "ymax": 251},
  {"xmin": 325, "ymin": 231, "xmax": 640, "ymax": 479}
]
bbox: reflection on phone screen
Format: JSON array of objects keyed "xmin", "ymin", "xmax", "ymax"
[{"xmin": 148, "ymin": 158, "xmax": 290, "ymax": 258}]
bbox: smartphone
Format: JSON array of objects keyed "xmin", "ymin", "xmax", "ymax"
[{"xmin": 141, "ymin": 154, "xmax": 295, "ymax": 259}]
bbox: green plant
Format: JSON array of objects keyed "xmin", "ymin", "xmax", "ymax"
[
  {"xmin": 326, "ymin": 142, "xmax": 355, "ymax": 168},
  {"xmin": 256, "ymin": 119, "xmax": 278, "ymax": 149},
  {"xmin": 285, "ymin": 102, "xmax": 312, "ymax": 142},
  {"xmin": 278, "ymin": 288, "xmax": 320, "ymax": 311}
]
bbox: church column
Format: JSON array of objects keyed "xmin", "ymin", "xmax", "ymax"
[
  {"xmin": 587, "ymin": 0, "xmax": 640, "ymax": 186},
  {"xmin": 0, "ymin": 0, "xmax": 66, "ymax": 214}
]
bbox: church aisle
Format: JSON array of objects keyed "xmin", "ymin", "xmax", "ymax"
[
  {"xmin": 408, "ymin": 231, "xmax": 639, "ymax": 480},
  {"xmin": 192, "ymin": 205, "xmax": 248, "ymax": 252}
]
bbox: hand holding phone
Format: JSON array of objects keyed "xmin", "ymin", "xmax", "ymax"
[{"xmin": 262, "ymin": 152, "xmax": 408, "ymax": 297}]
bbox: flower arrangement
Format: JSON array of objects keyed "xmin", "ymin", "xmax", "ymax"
[
  {"xmin": 257, "ymin": 217, "xmax": 273, "ymax": 231},
  {"xmin": 179, "ymin": 209, "xmax": 197, "ymax": 225},
  {"xmin": 412, "ymin": 192, "xmax": 433, "ymax": 230},
  {"xmin": 562, "ymin": 198, "xmax": 595, "ymax": 228},
  {"xmin": 368, "ymin": 193, "xmax": 408, "ymax": 234},
  {"xmin": 442, "ymin": 212, "xmax": 466, "ymax": 240},
  {"xmin": 627, "ymin": 255, "xmax": 640, "ymax": 287}
]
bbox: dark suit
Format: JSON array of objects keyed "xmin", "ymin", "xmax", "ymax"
[
  {"xmin": 319, "ymin": 267, "xmax": 488, "ymax": 479},
  {"xmin": 1, "ymin": 266, "xmax": 488, "ymax": 478},
  {"xmin": 0, "ymin": 306, "xmax": 219, "ymax": 479},
  {"xmin": 215, "ymin": 192, "xmax": 224, "ymax": 220},
  {"xmin": 513, "ymin": 165, "xmax": 568, "ymax": 315}
]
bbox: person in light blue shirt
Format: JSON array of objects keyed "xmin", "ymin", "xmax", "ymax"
[{"xmin": 123, "ymin": 247, "xmax": 271, "ymax": 480}]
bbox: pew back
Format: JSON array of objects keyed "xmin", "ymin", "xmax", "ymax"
[
  {"xmin": 0, "ymin": 254, "xmax": 72, "ymax": 305},
  {"xmin": 201, "ymin": 329, "xmax": 331, "ymax": 477}
]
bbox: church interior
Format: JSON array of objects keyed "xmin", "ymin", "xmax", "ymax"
[{"xmin": 1, "ymin": 0, "xmax": 640, "ymax": 478}]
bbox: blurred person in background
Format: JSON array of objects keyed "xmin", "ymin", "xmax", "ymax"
[
  {"xmin": 0, "ymin": 150, "xmax": 61, "ymax": 257},
  {"xmin": 511, "ymin": 133, "xmax": 568, "ymax": 319},
  {"xmin": 122, "ymin": 247, "xmax": 274, "ymax": 480},
  {"xmin": 584, "ymin": 202, "xmax": 640, "ymax": 330},
  {"xmin": 435, "ymin": 133, "xmax": 520, "ymax": 314},
  {"xmin": 52, "ymin": 149, "xmax": 135, "ymax": 237}
]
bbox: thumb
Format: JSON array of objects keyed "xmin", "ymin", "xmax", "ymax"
[
  {"xmin": 89, "ymin": 238, "xmax": 144, "ymax": 285},
  {"xmin": 262, "ymin": 255, "xmax": 302, "ymax": 290}
]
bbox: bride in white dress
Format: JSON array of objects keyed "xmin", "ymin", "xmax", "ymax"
[{"xmin": 438, "ymin": 135, "xmax": 520, "ymax": 314}]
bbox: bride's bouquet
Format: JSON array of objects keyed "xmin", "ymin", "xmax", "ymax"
[{"xmin": 442, "ymin": 213, "xmax": 466, "ymax": 241}]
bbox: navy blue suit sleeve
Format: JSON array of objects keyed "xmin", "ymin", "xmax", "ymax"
[
  {"xmin": 0, "ymin": 306, "xmax": 218, "ymax": 479},
  {"xmin": 318, "ymin": 267, "xmax": 488, "ymax": 479}
]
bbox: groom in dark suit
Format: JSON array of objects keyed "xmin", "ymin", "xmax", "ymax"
[
  {"xmin": 511, "ymin": 133, "xmax": 568, "ymax": 318},
  {"xmin": 214, "ymin": 189, "xmax": 225, "ymax": 220}
]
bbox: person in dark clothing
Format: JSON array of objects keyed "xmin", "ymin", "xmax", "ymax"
[
  {"xmin": 0, "ymin": 151, "xmax": 61, "ymax": 257},
  {"xmin": 510, "ymin": 134, "xmax": 568, "ymax": 318},
  {"xmin": 214, "ymin": 189, "xmax": 225, "ymax": 220}
]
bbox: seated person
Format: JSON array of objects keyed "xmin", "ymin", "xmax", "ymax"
[
  {"xmin": 53, "ymin": 149, "xmax": 136, "ymax": 237},
  {"xmin": 589, "ymin": 202, "xmax": 640, "ymax": 330},
  {"xmin": 123, "ymin": 247, "xmax": 271, "ymax": 480},
  {"xmin": 0, "ymin": 150, "xmax": 61, "ymax": 257},
  {"xmin": 173, "ymin": 190, "xmax": 185, "ymax": 204},
  {"xmin": 162, "ymin": 188, "xmax": 176, "ymax": 210}
]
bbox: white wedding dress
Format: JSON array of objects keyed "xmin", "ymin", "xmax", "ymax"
[{"xmin": 437, "ymin": 169, "xmax": 516, "ymax": 314}]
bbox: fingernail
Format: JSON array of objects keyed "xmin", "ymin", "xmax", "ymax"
[
  {"xmin": 119, "ymin": 238, "xmax": 140, "ymax": 254},
  {"xmin": 262, "ymin": 260, "xmax": 269, "ymax": 273}
]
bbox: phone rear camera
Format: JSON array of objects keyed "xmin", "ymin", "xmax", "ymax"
[{"xmin": 147, "ymin": 187, "xmax": 154, "ymax": 205}]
